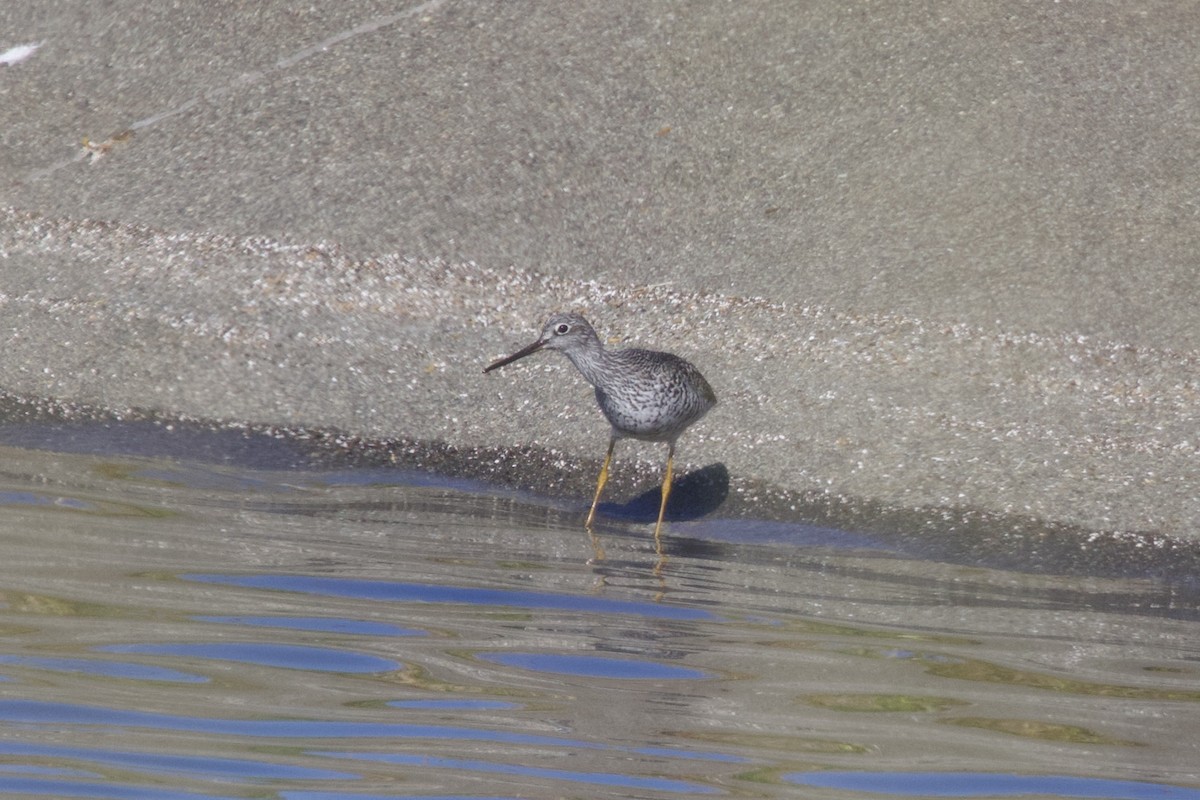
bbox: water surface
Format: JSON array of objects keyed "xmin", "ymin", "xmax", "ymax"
[{"xmin": 0, "ymin": 425, "xmax": 1197, "ymax": 798}]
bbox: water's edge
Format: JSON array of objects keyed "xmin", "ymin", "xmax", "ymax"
[{"xmin": 2, "ymin": 390, "xmax": 1197, "ymax": 588}]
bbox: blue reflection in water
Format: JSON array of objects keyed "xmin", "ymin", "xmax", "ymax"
[
  {"xmin": 182, "ymin": 573, "xmax": 716, "ymax": 621},
  {"xmin": 0, "ymin": 741, "xmax": 355, "ymax": 781},
  {"xmin": 0, "ymin": 700, "xmax": 613, "ymax": 748},
  {"xmin": 0, "ymin": 775, "xmax": 242, "ymax": 799},
  {"xmin": 312, "ymin": 751, "xmax": 720, "ymax": 795},
  {"xmin": 0, "ymin": 491, "xmax": 93, "ymax": 511},
  {"xmin": 481, "ymin": 652, "xmax": 709, "ymax": 680},
  {"xmin": 0, "ymin": 765, "xmax": 99, "ymax": 778},
  {"xmin": 0, "ymin": 654, "xmax": 207, "ymax": 683},
  {"xmin": 194, "ymin": 615, "xmax": 427, "ymax": 637},
  {"xmin": 96, "ymin": 643, "xmax": 399, "ymax": 673},
  {"xmin": 786, "ymin": 771, "xmax": 1200, "ymax": 799},
  {"xmin": 0, "ymin": 700, "xmax": 740, "ymax": 763}
]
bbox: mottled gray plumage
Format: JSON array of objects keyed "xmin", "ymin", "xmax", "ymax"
[{"xmin": 484, "ymin": 312, "xmax": 717, "ymax": 549}]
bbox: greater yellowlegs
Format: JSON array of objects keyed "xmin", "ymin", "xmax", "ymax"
[{"xmin": 484, "ymin": 313, "xmax": 717, "ymax": 549}]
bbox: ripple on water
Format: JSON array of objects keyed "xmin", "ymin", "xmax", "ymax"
[
  {"xmin": 95, "ymin": 643, "xmax": 401, "ymax": 673},
  {"xmin": 388, "ymin": 699, "xmax": 523, "ymax": 710},
  {"xmin": 0, "ymin": 740, "xmax": 356, "ymax": 780},
  {"xmin": 192, "ymin": 615, "xmax": 428, "ymax": 637},
  {"xmin": 181, "ymin": 572, "xmax": 718, "ymax": 620},
  {"xmin": 310, "ymin": 751, "xmax": 722, "ymax": 794},
  {"xmin": 0, "ymin": 699, "xmax": 708, "ymax": 753},
  {"xmin": 1, "ymin": 433, "xmax": 1198, "ymax": 798},
  {"xmin": 480, "ymin": 652, "xmax": 710, "ymax": 680},
  {"xmin": 785, "ymin": 771, "xmax": 1200, "ymax": 800},
  {"xmin": 0, "ymin": 654, "xmax": 207, "ymax": 683}
]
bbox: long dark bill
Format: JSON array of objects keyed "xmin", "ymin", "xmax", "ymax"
[{"xmin": 483, "ymin": 338, "xmax": 546, "ymax": 373}]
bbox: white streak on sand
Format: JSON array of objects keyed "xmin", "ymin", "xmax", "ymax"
[
  {"xmin": 23, "ymin": 0, "xmax": 448, "ymax": 182},
  {"xmin": 0, "ymin": 42, "xmax": 42, "ymax": 67}
]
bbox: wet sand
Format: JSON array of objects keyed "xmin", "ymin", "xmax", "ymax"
[{"xmin": 1, "ymin": 2, "xmax": 1197, "ymax": 541}]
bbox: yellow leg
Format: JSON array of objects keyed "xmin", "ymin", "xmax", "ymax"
[
  {"xmin": 585, "ymin": 437, "xmax": 616, "ymax": 529},
  {"xmin": 652, "ymin": 443, "xmax": 675, "ymax": 555}
]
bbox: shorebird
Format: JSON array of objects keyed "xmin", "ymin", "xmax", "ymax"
[{"xmin": 484, "ymin": 313, "xmax": 716, "ymax": 550}]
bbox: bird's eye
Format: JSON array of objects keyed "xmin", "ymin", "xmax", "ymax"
[{"xmin": 555, "ymin": 323, "xmax": 570, "ymax": 335}]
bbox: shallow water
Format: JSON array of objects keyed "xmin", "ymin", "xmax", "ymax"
[{"xmin": 0, "ymin": 422, "xmax": 1198, "ymax": 799}]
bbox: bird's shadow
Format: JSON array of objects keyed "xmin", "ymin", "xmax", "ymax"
[{"xmin": 600, "ymin": 462, "xmax": 729, "ymax": 523}]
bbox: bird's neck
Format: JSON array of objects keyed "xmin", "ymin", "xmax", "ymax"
[{"xmin": 562, "ymin": 342, "xmax": 614, "ymax": 389}]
